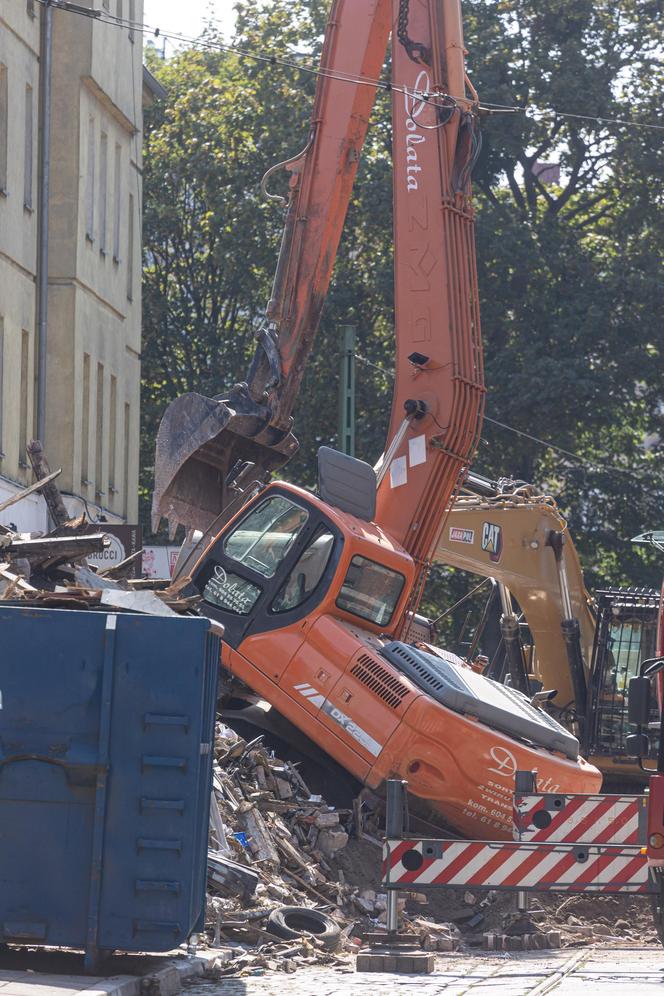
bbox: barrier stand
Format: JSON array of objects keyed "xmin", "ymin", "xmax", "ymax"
[
  {"xmin": 514, "ymin": 771, "xmax": 534, "ymax": 917},
  {"xmin": 376, "ymin": 771, "xmax": 652, "ymax": 958},
  {"xmin": 356, "ymin": 779, "xmax": 436, "ymax": 974}
]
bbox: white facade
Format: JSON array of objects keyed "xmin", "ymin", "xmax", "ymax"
[{"xmin": 0, "ymin": 0, "xmax": 150, "ymax": 533}]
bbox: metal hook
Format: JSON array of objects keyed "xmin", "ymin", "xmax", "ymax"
[{"xmin": 260, "ymin": 129, "xmax": 316, "ymax": 207}]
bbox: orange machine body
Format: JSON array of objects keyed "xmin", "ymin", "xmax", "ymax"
[
  {"xmin": 192, "ymin": 481, "xmax": 601, "ymax": 839},
  {"xmin": 162, "ymin": 0, "xmax": 603, "ymax": 841}
]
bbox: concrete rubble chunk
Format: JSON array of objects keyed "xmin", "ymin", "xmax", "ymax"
[
  {"xmin": 316, "ymin": 827, "xmax": 349, "ymax": 856},
  {"xmin": 314, "ymin": 810, "xmax": 340, "ymax": 828}
]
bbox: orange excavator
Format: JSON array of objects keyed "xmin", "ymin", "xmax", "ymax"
[{"xmin": 152, "ymin": 0, "xmax": 601, "ymax": 838}]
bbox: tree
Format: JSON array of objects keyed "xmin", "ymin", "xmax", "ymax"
[
  {"xmin": 141, "ymin": 5, "xmax": 323, "ymax": 530},
  {"xmin": 462, "ymin": 0, "xmax": 664, "ymax": 593}
]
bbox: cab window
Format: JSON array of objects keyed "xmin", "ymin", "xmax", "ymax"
[
  {"xmin": 224, "ymin": 496, "xmax": 308, "ymax": 578},
  {"xmin": 271, "ymin": 528, "xmax": 335, "ymax": 614},
  {"xmin": 336, "ymin": 555, "xmax": 405, "ymax": 626}
]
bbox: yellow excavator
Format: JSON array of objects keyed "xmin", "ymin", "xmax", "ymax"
[{"xmin": 432, "ymin": 470, "xmax": 658, "ymax": 784}]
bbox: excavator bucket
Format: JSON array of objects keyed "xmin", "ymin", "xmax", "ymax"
[{"xmin": 151, "ymin": 389, "xmax": 298, "ymax": 537}]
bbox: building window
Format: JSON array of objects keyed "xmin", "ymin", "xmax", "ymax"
[
  {"xmin": 128, "ymin": 0, "xmax": 135, "ymax": 41},
  {"xmin": 24, "ymin": 85, "xmax": 33, "ymax": 210},
  {"xmin": 85, "ymin": 117, "xmax": 95, "ymax": 240},
  {"xmin": 19, "ymin": 331, "xmax": 29, "ymax": 468},
  {"xmin": 113, "ymin": 143, "xmax": 121, "ymax": 262},
  {"xmin": 126, "ymin": 192, "xmax": 134, "ymax": 300},
  {"xmin": 109, "ymin": 374, "xmax": 117, "ymax": 497},
  {"xmin": 95, "ymin": 363, "xmax": 104, "ymax": 497},
  {"xmin": 123, "ymin": 402, "xmax": 130, "ymax": 517},
  {"xmin": 81, "ymin": 353, "xmax": 91, "ymax": 486},
  {"xmin": 0, "ymin": 66, "xmax": 7, "ymax": 194},
  {"xmin": 99, "ymin": 132, "xmax": 108, "ymax": 253}
]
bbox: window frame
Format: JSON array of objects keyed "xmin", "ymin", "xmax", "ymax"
[
  {"xmin": 23, "ymin": 84, "xmax": 33, "ymax": 211},
  {"xmin": 269, "ymin": 525, "xmax": 336, "ymax": 616},
  {"xmin": 0, "ymin": 65, "xmax": 8, "ymax": 195},
  {"xmin": 223, "ymin": 495, "xmax": 310, "ymax": 580},
  {"xmin": 335, "ymin": 554, "xmax": 406, "ymax": 627}
]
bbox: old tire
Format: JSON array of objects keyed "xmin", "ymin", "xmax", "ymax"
[{"xmin": 266, "ymin": 906, "xmax": 341, "ymax": 951}]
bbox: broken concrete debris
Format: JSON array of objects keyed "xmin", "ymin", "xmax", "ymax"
[
  {"xmin": 204, "ymin": 721, "xmax": 360, "ymax": 974},
  {"xmin": 0, "ymin": 444, "xmax": 193, "ymax": 614}
]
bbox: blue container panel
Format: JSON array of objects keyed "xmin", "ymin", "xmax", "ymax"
[
  {"xmin": 98, "ymin": 614, "xmax": 216, "ymax": 951},
  {"xmin": 0, "ymin": 606, "xmax": 218, "ymax": 956}
]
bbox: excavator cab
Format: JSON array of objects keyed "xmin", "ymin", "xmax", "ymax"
[
  {"xmin": 192, "ymin": 488, "xmax": 409, "ymax": 642},
  {"xmin": 188, "ymin": 449, "xmax": 413, "ymax": 651},
  {"xmin": 587, "ymin": 588, "xmax": 660, "ymax": 768}
]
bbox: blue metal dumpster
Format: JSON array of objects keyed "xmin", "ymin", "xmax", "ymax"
[{"xmin": 0, "ymin": 605, "xmax": 219, "ymax": 968}]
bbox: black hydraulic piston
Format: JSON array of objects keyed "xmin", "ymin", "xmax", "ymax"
[{"xmin": 501, "ymin": 613, "xmax": 530, "ymax": 696}]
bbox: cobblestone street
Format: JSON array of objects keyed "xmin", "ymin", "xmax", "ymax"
[{"xmin": 187, "ymin": 947, "xmax": 664, "ymax": 995}]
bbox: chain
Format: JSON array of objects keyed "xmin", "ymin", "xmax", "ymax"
[{"xmin": 397, "ymin": 0, "xmax": 430, "ymax": 65}]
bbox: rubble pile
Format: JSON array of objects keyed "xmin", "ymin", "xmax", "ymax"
[
  {"xmin": 203, "ymin": 722, "xmax": 361, "ymax": 974},
  {"xmin": 0, "ymin": 446, "xmax": 196, "ymax": 614},
  {"xmin": 202, "ymin": 723, "xmax": 484, "ymax": 975}
]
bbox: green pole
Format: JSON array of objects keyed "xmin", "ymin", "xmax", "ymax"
[{"xmin": 338, "ymin": 325, "xmax": 356, "ymax": 456}]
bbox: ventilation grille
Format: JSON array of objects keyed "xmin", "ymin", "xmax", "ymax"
[
  {"xmin": 382, "ymin": 642, "xmax": 451, "ymax": 694},
  {"xmin": 350, "ymin": 653, "xmax": 410, "ymax": 710},
  {"xmin": 380, "ymin": 641, "xmax": 579, "ymax": 760}
]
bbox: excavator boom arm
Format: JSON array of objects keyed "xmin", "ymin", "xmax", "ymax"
[
  {"xmin": 152, "ymin": 0, "xmax": 392, "ymax": 535},
  {"xmin": 249, "ymin": 0, "xmax": 393, "ymax": 428},
  {"xmin": 152, "ymin": 0, "xmax": 484, "ymax": 585},
  {"xmin": 378, "ymin": 0, "xmax": 484, "ymax": 577},
  {"xmin": 437, "ymin": 490, "xmax": 596, "ymax": 709}
]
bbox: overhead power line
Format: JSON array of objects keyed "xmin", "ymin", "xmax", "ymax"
[
  {"xmin": 39, "ymin": 0, "xmax": 664, "ymax": 134},
  {"xmin": 481, "ymin": 415, "xmax": 646, "ymax": 480},
  {"xmin": 354, "ymin": 354, "xmax": 660, "ymax": 486}
]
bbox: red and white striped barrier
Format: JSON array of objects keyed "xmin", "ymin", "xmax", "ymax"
[
  {"xmin": 382, "ymin": 838, "xmax": 653, "ymax": 893},
  {"xmin": 513, "ymin": 793, "xmax": 646, "ymax": 845}
]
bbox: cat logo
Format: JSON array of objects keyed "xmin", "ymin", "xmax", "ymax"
[{"xmin": 481, "ymin": 522, "xmax": 503, "ymax": 563}]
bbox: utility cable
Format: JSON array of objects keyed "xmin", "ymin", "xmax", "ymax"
[
  {"xmin": 355, "ymin": 353, "xmax": 661, "ymax": 487},
  {"xmin": 482, "ymin": 415, "xmax": 656, "ymax": 481},
  {"xmin": 430, "ymin": 576, "xmax": 492, "ymax": 625},
  {"xmin": 37, "ymin": 0, "xmax": 664, "ymax": 134}
]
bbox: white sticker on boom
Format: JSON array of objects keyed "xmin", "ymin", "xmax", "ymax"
[
  {"xmin": 408, "ymin": 434, "xmax": 426, "ymax": 467},
  {"xmin": 390, "ymin": 456, "xmax": 408, "ymax": 488}
]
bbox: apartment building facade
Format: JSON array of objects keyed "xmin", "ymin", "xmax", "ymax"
[{"xmin": 0, "ymin": 0, "xmax": 155, "ymax": 531}]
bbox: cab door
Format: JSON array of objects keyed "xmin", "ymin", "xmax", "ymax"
[{"xmin": 192, "ymin": 488, "xmax": 341, "ymax": 683}]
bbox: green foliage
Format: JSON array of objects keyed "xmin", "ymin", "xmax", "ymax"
[{"xmin": 141, "ymin": 0, "xmax": 664, "ymax": 632}]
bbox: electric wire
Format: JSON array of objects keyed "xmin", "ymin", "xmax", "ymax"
[
  {"xmin": 430, "ymin": 576, "xmax": 492, "ymax": 624},
  {"xmin": 37, "ymin": 0, "xmax": 664, "ymax": 134},
  {"xmin": 355, "ymin": 353, "xmax": 661, "ymax": 487},
  {"xmin": 38, "ymin": 0, "xmax": 664, "ymax": 496}
]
